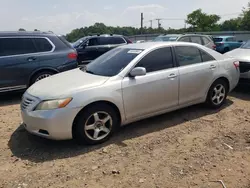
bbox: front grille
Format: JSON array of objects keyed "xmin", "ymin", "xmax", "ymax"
[
  {"xmin": 239, "ymin": 61, "xmax": 250, "ymax": 73},
  {"xmin": 21, "ymin": 94, "xmax": 40, "ymax": 111}
]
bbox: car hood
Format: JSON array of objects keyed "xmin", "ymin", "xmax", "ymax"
[
  {"xmin": 225, "ymin": 48, "xmax": 250, "ymax": 61},
  {"xmin": 27, "ymin": 68, "xmax": 109, "ymax": 99}
]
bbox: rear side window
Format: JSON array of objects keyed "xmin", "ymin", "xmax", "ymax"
[
  {"xmin": 109, "ymin": 37, "xmax": 126, "ymax": 44},
  {"xmin": 175, "ymin": 46, "xmax": 202, "ymax": 66},
  {"xmin": 226, "ymin": 37, "xmax": 235, "ymax": 42},
  {"xmin": 200, "ymin": 50, "xmax": 215, "ymax": 62},
  {"xmin": 99, "ymin": 37, "xmax": 110, "ymax": 45},
  {"xmin": 213, "ymin": 38, "xmax": 223, "ymax": 42},
  {"xmin": 202, "ymin": 37, "xmax": 211, "ymax": 45},
  {"xmin": 136, "ymin": 47, "xmax": 174, "ymax": 72},
  {"xmin": 190, "ymin": 36, "xmax": 202, "ymax": 45},
  {"xmin": 33, "ymin": 38, "xmax": 53, "ymax": 52},
  {"xmin": 0, "ymin": 38, "xmax": 36, "ymax": 56}
]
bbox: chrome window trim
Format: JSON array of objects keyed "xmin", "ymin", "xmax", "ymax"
[{"xmin": 0, "ymin": 36, "xmax": 55, "ymax": 59}]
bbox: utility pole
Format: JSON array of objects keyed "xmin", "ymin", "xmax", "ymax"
[
  {"xmin": 149, "ymin": 20, "xmax": 153, "ymax": 28},
  {"xmin": 140, "ymin": 13, "xmax": 144, "ymax": 34},
  {"xmin": 156, "ymin": 19, "xmax": 162, "ymax": 29}
]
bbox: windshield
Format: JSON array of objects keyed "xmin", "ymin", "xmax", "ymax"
[
  {"xmin": 154, "ymin": 36, "xmax": 178, "ymax": 42},
  {"xmin": 213, "ymin": 37, "xmax": 223, "ymax": 42},
  {"xmin": 85, "ymin": 48, "xmax": 143, "ymax": 77},
  {"xmin": 240, "ymin": 40, "xmax": 250, "ymax": 49},
  {"xmin": 72, "ymin": 37, "xmax": 89, "ymax": 48}
]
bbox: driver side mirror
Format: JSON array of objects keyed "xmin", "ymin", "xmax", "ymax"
[{"xmin": 129, "ymin": 67, "xmax": 146, "ymax": 77}]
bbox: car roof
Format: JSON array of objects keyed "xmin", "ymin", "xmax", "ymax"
[
  {"xmin": 0, "ymin": 31, "xmax": 56, "ymax": 37},
  {"xmin": 120, "ymin": 41, "xmax": 199, "ymax": 50}
]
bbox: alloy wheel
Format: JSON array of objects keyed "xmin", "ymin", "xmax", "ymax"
[
  {"xmin": 84, "ymin": 111, "xmax": 113, "ymax": 141},
  {"xmin": 35, "ymin": 74, "xmax": 51, "ymax": 82},
  {"xmin": 211, "ymin": 84, "xmax": 226, "ymax": 105}
]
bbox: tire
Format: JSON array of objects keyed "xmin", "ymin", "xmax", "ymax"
[
  {"xmin": 206, "ymin": 79, "xmax": 229, "ymax": 109},
  {"xmin": 30, "ymin": 71, "xmax": 55, "ymax": 85},
  {"xmin": 74, "ymin": 104, "xmax": 119, "ymax": 145}
]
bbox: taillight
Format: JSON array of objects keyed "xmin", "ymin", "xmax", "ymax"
[
  {"xmin": 68, "ymin": 52, "xmax": 77, "ymax": 59},
  {"xmin": 127, "ymin": 39, "xmax": 132, "ymax": 44},
  {"xmin": 212, "ymin": 45, "xmax": 216, "ymax": 50},
  {"xmin": 233, "ymin": 61, "xmax": 240, "ymax": 68}
]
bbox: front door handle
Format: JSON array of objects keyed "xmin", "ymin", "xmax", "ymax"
[
  {"xmin": 168, "ymin": 73, "xmax": 177, "ymax": 79},
  {"xmin": 210, "ymin": 65, "xmax": 216, "ymax": 69}
]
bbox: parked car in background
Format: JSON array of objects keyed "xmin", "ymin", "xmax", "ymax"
[
  {"xmin": 153, "ymin": 34, "xmax": 216, "ymax": 50},
  {"xmin": 21, "ymin": 42, "xmax": 239, "ymax": 145},
  {"xmin": 225, "ymin": 40, "xmax": 250, "ymax": 83},
  {"xmin": 72, "ymin": 34, "xmax": 132, "ymax": 65},
  {"xmin": 0, "ymin": 31, "xmax": 78, "ymax": 93},
  {"xmin": 213, "ymin": 36, "xmax": 243, "ymax": 53}
]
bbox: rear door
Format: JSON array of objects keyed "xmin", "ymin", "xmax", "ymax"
[
  {"xmin": 175, "ymin": 46, "xmax": 218, "ymax": 105},
  {"xmin": 0, "ymin": 37, "xmax": 37, "ymax": 91}
]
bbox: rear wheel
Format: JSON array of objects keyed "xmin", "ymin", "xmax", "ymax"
[
  {"xmin": 73, "ymin": 104, "xmax": 119, "ymax": 145},
  {"xmin": 206, "ymin": 79, "xmax": 228, "ymax": 109},
  {"xmin": 30, "ymin": 71, "xmax": 55, "ymax": 85}
]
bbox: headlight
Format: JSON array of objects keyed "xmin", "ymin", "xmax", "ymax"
[{"xmin": 35, "ymin": 98, "xmax": 72, "ymax": 111}]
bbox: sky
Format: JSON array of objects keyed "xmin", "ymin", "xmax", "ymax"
[{"xmin": 1, "ymin": 0, "xmax": 249, "ymax": 34}]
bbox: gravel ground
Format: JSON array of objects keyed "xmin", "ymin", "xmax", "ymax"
[{"xmin": 0, "ymin": 86, "xmax": 250, "ymax": 188}]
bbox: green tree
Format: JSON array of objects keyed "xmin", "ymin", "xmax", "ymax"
[
  {"xmin": 221, "ymin": 18, "xmax": 242, "ymax": 31},
  {"xmin": 18, "ymin": 28, "xmax": 25, "ymax": 31},
  {"xmin": 241, "ymin": 2, "xmax": 250, "ymax": 30},
  {"xmin": 186, "ymin": 9, "xmax": 220, "ymax": 31}
]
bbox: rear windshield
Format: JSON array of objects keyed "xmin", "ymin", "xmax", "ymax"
[
  {"xmin": 154, "ymin": 36, "xmax": 178, "ymax": 42},
  {"xmin": 84, "ymin": 48, "xmax": 143, "ymax": 77},
  {"xmin": 213, "ymin": 38, "xmax": 223, "ymax": 42},
  {"xmin": 58, "ymin": 35, "xmax": 74, "ymax": 49},
  {"xmin": 240, "ymin": 40, "xmax": 250, "ymax": 49}
]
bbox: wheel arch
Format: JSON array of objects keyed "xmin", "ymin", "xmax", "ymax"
[
  {"xmin": 206, "ymin": 76, "xmax": 230, "ymax": 98},
  {"xmin": 72, "ymin": 100, "xmax": 122, "ymax": 139},
  {"xmin": 29, "ymin": 67, "xmax": 59, "ymax": 85}
]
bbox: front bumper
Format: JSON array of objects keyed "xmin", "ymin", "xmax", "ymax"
[{"xmin": 21, "ymin": 107, "xmax": 82, "ymax": 140}]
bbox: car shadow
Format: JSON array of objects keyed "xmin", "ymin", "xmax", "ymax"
[
  {"xmin": 230, "ymin": 84, "xmax": 250, "ymax": 101},
  {"xmin": 0, "ymin": 92, "xmax": 23, "ymax": 107},
  {"xmin": 8, "ymin": 100, "xmax": 233, "ymax": 163}
]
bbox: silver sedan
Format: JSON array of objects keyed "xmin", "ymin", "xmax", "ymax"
[{"xmin": 21, "ymin": 42, "xmax": 240, "ymax": 145}]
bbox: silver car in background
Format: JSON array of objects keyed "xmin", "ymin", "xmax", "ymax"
[
  {"xmin": 21, "ymin": 42, "xmax": 239, "ymax": 145},
  {"xmin": 154, "ymin": 34, "xmax": 216, "ymax": 50},
  {"xmin": 225, "ymin": 40, "xmax": 250, "ymax": 83}
]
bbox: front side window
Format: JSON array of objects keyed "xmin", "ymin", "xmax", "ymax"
[
  {"xmin": 0, "ymin": 38, "xmax": 36, "ymax": 56},
  {"xmin": 175, "ymin": 46, "xmax": 202, "ymax": 66},
  {"xmin": 85, "ymin": 48, "xmax": 143, "ymax": 77},
  {"xmin": 190, "ymin": 36, "xmax": 202, "ymax": 45},
  {"xmin": 178, "ymin": 37, "xmax": 190, "ymax": 42},
  {"xmin": 135, "ymin": 47, "xmax": 174, "ymax": 72},
  {"xmin": 88, "ymin": 38, "xmax": 99, "ymax": 46},
  {"xmin": 99, "ymin": 37, "xmax": 110, "ymax": 45},
  {"xmin": 33, "ymin": 38, "xmax": 53, "ymax": 52}
]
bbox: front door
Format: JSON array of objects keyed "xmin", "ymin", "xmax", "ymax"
[
  {"xmin": 175, "ymin": 46, "xmax": 218, "ymax": 105},
  {"xmin": 122, "ymin": 47, "xmax": 179, "ymax": 120}
]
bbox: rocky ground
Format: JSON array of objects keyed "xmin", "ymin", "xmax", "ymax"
[{"xmin": 0, "ymin": 86, "xmax": 249, "ymax": 188}]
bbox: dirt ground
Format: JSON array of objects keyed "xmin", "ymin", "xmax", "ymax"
[{"xmin": 0, "ymin": 86, "xmax": 250, "ymax": 188}]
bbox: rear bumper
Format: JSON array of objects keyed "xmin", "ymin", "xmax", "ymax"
[{"xmin": 57, "ymin": 61, "xmax": 78, "ymax": 72}]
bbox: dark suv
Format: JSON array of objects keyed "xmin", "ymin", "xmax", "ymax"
[
  {"xmin": 0, "ymin": 31, "xmax": 78, "ymax": 93},
  {"xmin": 72, "ymin": 34, "xmax": 132, "ymax": 65}
]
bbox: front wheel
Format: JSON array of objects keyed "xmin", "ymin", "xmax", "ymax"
[
  {"xmin": 74, "ymin": 104, "xmax": 119, "ymax": 145},
  {"xmin": 206, "ymin": 79, "xmax": 228, "ymax": 109}
]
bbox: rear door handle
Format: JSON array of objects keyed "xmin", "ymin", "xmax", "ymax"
[
  {"xmin": 168, "ymin": 73, "xmax": 177, "ymax": 79},
  {"xmin": 27, "ymin": 57, "xmax": 36, "ymax": 62},
  {"xmin": 210, "ymin": 65, "xmax": 216, "ymax": 69}
]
